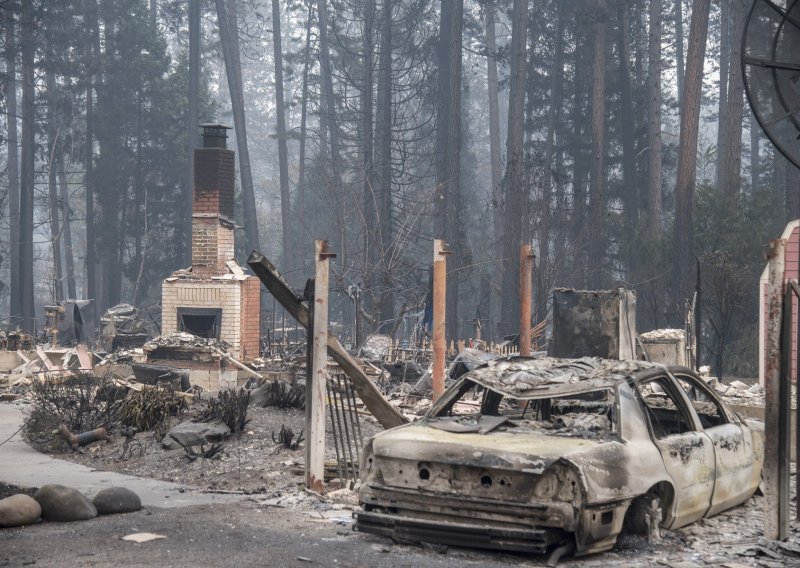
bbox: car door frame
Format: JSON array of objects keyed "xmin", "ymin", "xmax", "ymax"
[
  {"xmin": 667, "ymin": 367, "xmax": 759, "ymax": 516},
  {"xmin": 632, "ymin": 369, "xmax": 716, "ymax": 529}
]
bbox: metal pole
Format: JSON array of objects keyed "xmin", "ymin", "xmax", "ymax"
[
  {"xmin": 326, "ymin": 378, "xmax": 345, "ymax": 483},
  {"xmin": 432, "ymin": 240, "xmax": 448, "ymax": 401},
  {"xmin": 764, "ymin": 238, "xmax": 788, "ymax": 540},
  {"xmin": 335, "ymin": 373, "xmax": 356, "ymax": 481},
  {"xmin": 306, "ymin": 240, "xmax": 335, "ymax": 492},
  {"xmin": 519, "ymin": 244, "xmax": 534, "ymax": 357},
  {"xmin": 355, "ymin": 286, "xmax": 362, "ymax": 349}
]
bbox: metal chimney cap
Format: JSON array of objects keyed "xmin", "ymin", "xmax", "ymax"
[{"xmin": 200, "ymin": 123, "xmax": 232, "ymax": 148}]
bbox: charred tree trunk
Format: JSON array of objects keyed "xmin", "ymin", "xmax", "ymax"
[
  {"xmin": 499, "ymin": 0, "xmax": 528, "ymax": 337},
  {"xmin": 484, "ymin": 0, "xmax": 501, "ymax": 338},
  {"xmin": 19, "ymin": 0, "xmax": 35, "ymax": 332},
  {"xmin": 674, "ymin": 0, "xmax": 684, "ymax": 109},
  {"xmin": 316, "ymin": 0, "xmax": 346, "ymax": 270},
  {"xmin": 46, "ymin": 59, "xmax": 63, "ymax": 301},
  {"xmin": 132, "ymin": 88, "xmax": 145, "ymax": 307},
  {"xmin": 96, "ymin": 9, "xmax": 123, "ymax": 312},
  {"xmin": 4, "ymin": 1, "xmax": 21, "ymax": 324},
  {"xmin": 672, "ymin": 0, "xmax": 711, "ymax": 311},
  {"xmin": 185, "ymin": 0, "xmax": 200, "ymax": 268},
  {"xmin": 647, "ymin": 0, "xmax": 663, "ymax": 235},
  {"xmin": 57, "ymin": 149, "xmax": 77, "ymax": 299},
  {"xmin": 362, "ymin": 0, "xmax": 376, "ymax": 321},
  {"xmin": 296, "ymin": 2, "xmax": 313, "ymax": 255},
  {"xmin": 85, "ymin": 0, "xmax": 98, "ymax": 301},
  {"xmin": 571, "ymin": 38, "xmax": 589, "ymax": 287},
  {"xmin": 538, "ymin": 3, "xmax": 565, "ymax": 316},
  {"xmin": 272, "ymin": 0, "xmax": 292, "ymax": 273},
  {"xmin": 375, "ymin": 0, "xmax": 394, "ymax": 329},
  {"xmin": 616, "ymin": 0, "xmax": 637, "ymax": 266},
  {"xmin": 750, "ymin": 112, "xmax": 760, "ymax": 191},
  {"xmin": 720, "ymin": 0, "xmax": 745, "ymax": 196},
  {"xmin": 435, "ymin": 0, "xmax": 464, "ymax": 340},
  {"xmin": 215, "ymin": 0, "xmax": 261, "ymax": 254},
  {"xmin": 587, "ymin": 0, "xmax": 608, "ymax": 291},
  {"xmin": 715, "ymin": 0, "xmax": 729, "ymax": 190}
]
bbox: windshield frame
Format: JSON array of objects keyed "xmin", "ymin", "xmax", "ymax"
[{"xmin": 426, "ymin": 377, "xmax": 620, "ymax": 437}]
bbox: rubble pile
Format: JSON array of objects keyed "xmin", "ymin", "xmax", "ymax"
[
  {"xmin": 708, "ymin": 377, "xmax": 796, "ymax": 409},
  {"xmin": 358, "ymin": 334, "xmax": 392, "ymax": 361},
  {"xmin": 0, "ymin": 329, "xmax": 36, "ymax": 351},
  {"xmin": 143, "ymin": 331, "xmax": 230, "ymax": 352},
  {"xmin": 97, "ymin": 347, "xmax": 145, "ymax": 366},
  {"xmin": 0, "ymin": 343, "xmax": 100, "ymax": 392},
  {"xmin": 100, "ymin": 304, "xmax": 149, "ymax": 351},
  {"xmin": 250, "ymin": 354, "xmax": 305, "ymax": 376}
]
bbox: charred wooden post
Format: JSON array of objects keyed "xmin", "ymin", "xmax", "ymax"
[
  {"xmin": 247, "ymin": 250, "xmax": 406, "ymax": 429},
  {"xmin": 432, "ymin": 240, "xmax": 449, "ymax": 401},
  {"xmin": 305, "ymin": 241, "xmax": 333, "ymax": 492},
  {"xmin": 519, "ymin": 244, "xmax": 534, "ymax": 357},
  {"xmin": 764, "ymin": 238, "xmax": 789, "ymax": 540}
]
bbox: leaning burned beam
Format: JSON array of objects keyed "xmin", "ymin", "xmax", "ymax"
[{"xmin": 247, "ymin": 250, "xmax": 407, "ymax": 429}]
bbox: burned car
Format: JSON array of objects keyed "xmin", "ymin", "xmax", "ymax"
[{"xmin": 355, "ymin": 357, "xmax": 764, "ymax": 558}]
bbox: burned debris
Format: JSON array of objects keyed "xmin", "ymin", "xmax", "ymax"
[
  {"xmin": 260, "ymin": 379, "xmax": 305, "ymax": 410},
  {"xmin": 199, "ymin": 387, "xmax": 251, "ymax": 434},
  {"xmin": 99, "ymin": 303, "xmax": 148, "ymax": 352},
  {"xmin": 0, "ymin": 124, "xmax": 791, "ymax": 563},
  {"xmin": 272, "ymin": 425, "xmax": 304, "ymax": 450}
]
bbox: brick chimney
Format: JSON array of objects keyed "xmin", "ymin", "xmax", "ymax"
[{"xmin": 192, "ymin": 124, "xmax": 235, "ymax": 275}]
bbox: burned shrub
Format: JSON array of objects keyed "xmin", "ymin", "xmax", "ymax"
[
  {"xmin": 272, "ymin": 425, "xmax": 304, "ymax": 450},
  {"xmin": 119, "ymin": 386, "xmax": 187, "ymax": 432},
  {"xmin": 198, "ymin": 388, "xmax": 251, "ymax": 434},
  {"xmin": 25, "ymin": 374, "xmax": 124, "ymax": 448},
  {"xmin": 261, "ymin": 379, "xmax": 305, "ymax": 410},
  {"xmin": 175, "ymin": 439, "xmax": 224, "ymax": 462}
]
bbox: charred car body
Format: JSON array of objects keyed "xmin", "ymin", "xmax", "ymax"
[{"xmin": 355, "ymin": 357, "xmax": 764, "ymax": 557}]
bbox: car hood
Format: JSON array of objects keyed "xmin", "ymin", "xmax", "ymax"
[{"xmin": 372, "ymin": 420, "xmax": 609, "ymax": 475}]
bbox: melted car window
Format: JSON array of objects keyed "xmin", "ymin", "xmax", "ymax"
[
  {"xmin": 637, "ymin": 378, "xmax": 694, "ymax": 439},
  {"xmin": 675, "ymin": 376, "xmax": 726, "ymax": 429},
  {"xmin": 433, "ymin": 381, "xmax": 615, "ymax": 439}
]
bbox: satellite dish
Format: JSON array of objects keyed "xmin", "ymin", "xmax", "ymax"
[{"xmin": 743, "ymin": 0, "xmax": 800, "ymax": 168}]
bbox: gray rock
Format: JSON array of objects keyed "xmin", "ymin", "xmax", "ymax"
[
  {"xmin": 0, "ymin": 494, "xmax": 41, "ymax": 527},
  {"xmin": 34, "ymin": 484, "xmax": 97, "ymax": 522},
  {"xmin": 92, "ymin": 487, "xmax": 141, "ymax": 515},
  {"xmin": 162, "ymin": 420, "xmax": 231, "ymax": 450}
]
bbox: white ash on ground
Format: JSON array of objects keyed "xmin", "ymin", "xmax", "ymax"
[
  {"xmin": 706, "ymin": 376, "xmax": 796, "ymax": 409},
  {"xmin": 143, "ymin": 331, "xmax": 231, "ymax": 351},
  {"xmin": 639, "ymin": 328, "xmax": 686, "ymax": 341}
]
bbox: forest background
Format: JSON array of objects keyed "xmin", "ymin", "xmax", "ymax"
[{"xmin": 0, "ymin": 0, "xmax": 794, "ymax": 379}]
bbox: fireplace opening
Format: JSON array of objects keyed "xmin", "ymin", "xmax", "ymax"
[{"xmin": 177, "ymin": 307, "xmax": 222, "ymax": 339}]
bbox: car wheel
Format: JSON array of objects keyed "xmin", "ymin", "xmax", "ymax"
[{"xmin": 623, "ymin": 493, "xmax": 662, "ymax": 544}]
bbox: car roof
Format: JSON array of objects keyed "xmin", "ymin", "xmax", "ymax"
[{"xmin": 461, "ymin": 356, "xmax": 665, "ymax": 399}]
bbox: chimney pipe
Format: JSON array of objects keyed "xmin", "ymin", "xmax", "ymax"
[{"xmin": 200, "ymin": 123, "xmax": 231, "ymax": 149}]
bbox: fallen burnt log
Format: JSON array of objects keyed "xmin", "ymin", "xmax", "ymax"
[{"xmin": 247, "ymin": 250, "xmax": 407, "ymax": 429}]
